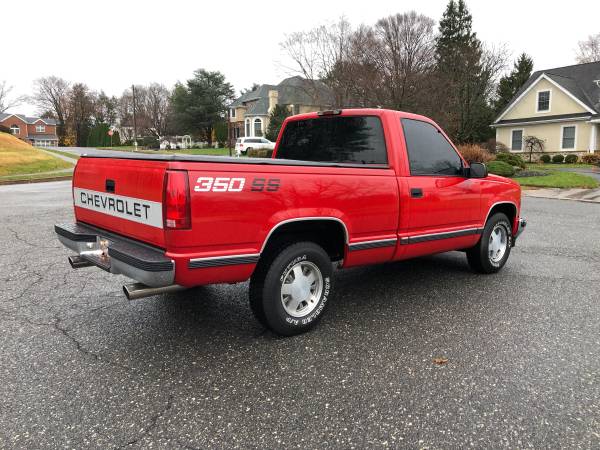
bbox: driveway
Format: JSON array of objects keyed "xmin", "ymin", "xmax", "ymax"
[{"xmin": 1, "ymin": 182, "xmax": 599, "ymax": 448}]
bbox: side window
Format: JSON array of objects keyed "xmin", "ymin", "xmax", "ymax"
[{"xmin": 401, "ymin": 118, "xmax": 463, "ymax": 176}]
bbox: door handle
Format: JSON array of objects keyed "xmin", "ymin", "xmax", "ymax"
[
  {"xmin": 410, "ymin": 188, "xmax": 423, "ymax": 198},
  {"xmin": 105, "ymin": 179, "xmax": 115, "ymax": 193}
]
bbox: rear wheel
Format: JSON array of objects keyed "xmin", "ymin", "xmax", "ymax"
[
  {"xmin": 249, "ymin": 241, "xmax": 333, "ymax": 336},
  {"xmin": 466, "ymin": 212, "xmax": 513, "ymax": 274}
]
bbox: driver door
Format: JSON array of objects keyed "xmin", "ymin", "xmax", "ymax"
[{"xmin": 399, "ymin": 118, "xmax": 481, "ymax": 255}]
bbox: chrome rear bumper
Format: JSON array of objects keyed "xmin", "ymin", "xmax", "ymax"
[{"xmin": 55, "ymin": 222, "xmax": 175, "ymax": 288}]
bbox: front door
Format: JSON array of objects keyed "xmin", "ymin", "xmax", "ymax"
[{"xmin": 398, "ymin": 118, "xmax": 482, "ymax": 256}]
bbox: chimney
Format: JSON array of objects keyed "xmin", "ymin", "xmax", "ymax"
[{"xmin": 268, "ymin": 90, "xmax": 279, "ymax": 113}]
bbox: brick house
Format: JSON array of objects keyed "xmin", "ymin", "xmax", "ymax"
[
  {"xmin": 0, "ymin": 113, "xmax": 59, "ymax": 147},
  {"xmin": 228, "ymin": 76, "xmax": 334, "ymax": 139}
]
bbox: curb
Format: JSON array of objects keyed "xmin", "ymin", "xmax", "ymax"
[
  {"xmin": 0, "ymin": 175, "xmax": 72, "ymax": 186},
  {"xmin": 523, "ymin": 191, "xmax": 600, "ymax": 204}
]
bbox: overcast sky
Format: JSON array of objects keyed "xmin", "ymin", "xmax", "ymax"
[{"xmin": 3, "ymin": 0, "xmax": 599, "ymax": 115}]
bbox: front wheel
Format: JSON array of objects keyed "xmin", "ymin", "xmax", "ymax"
[
  {"xmin": 466, "ymin": 212, "xmax": 513, "ymax": 274},
  {"xmin": 249, "ymin": 242, "xmax": 333, "ymax": 336}
]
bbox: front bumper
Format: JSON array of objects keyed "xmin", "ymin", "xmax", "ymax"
[
  {"xmin": 55, "ymin": 222, "xmax": 174, "ymax": 287},
  {"xmin": 514, "ymin": 217, "xmax": 527, "ymax": 240}
]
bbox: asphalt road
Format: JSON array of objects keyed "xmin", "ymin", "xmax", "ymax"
[{"xmin": 1, "ymin": 181, "xmax": 599, "ymax": 449}]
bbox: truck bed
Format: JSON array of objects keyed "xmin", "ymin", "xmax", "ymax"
[{"xmin": 78, "ymin": 150, "xmax": 388, "ymax": 169}]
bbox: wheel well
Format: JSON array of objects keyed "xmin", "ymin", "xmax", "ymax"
[
  {"xmin": 261, "ymin": 220, "xmax": 346, "ymax": 262},
  {"xmin": 487, "ymin": 203, "xmax": 517, "ymax": 228}
]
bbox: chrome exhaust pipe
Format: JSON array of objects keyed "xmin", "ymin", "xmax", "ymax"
[
  {"xmin": 123, "ymin": 282, "xmax": 186, "ymax": 301},
  {"xmin": 68, "ymin": 255, "xmax": 93, "ymax": 269}
]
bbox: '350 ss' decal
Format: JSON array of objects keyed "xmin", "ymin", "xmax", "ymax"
[{"xmin": 194, "ymin": 177, "xmax": 280, "ymax": 193}]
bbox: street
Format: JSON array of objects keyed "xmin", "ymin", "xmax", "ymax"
[{"xmin": 1, "ymin": 181, "xmax": 599, "ymax": 448}]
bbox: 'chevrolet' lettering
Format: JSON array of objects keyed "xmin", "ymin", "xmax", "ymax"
[{"xmin": 74, "ymin": 188, "xmax": 162, "ymax": 228}]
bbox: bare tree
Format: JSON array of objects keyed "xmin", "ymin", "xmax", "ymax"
[
  {"xmin": 68, "ymin": 83, "xmax": 95, "ymax": 146},
  {"xmin": 373, "ymin": 12, "xmax": 436, "ymax": 110},
  {"xmin": 91, "ymin": 91, "xmax": 118, "ymax": 126},
  {"xmin": 31, "ymin": 76, "xmax": 70, "ymax": 143},
  {"xmin": 523, "ymin": 135, "xmax": 545, "ymax": 163},
  {"xmin": 117, "ymin": 86, "xmax": 151, "ymax": 140},
  {"xmin": 0, "ymin": 81, "xmax": 25, "ymax": 113},
  {"xmin": 280, "ymin": 18, "xmax": 354, "ymax": 106},
  {"xmin": 280, "ymin": 13, "xmax": 438, "ymax": 111},
  {"xmin": 143, "ymin": 83, "xmax": 172, "ymax": 138},
  {"xmin": 576, "ymin": 33, "xmax": 600, "ymax": 63}
]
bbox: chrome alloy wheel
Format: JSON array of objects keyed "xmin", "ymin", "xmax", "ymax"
[
  {"xmin": 280, "ymin": 261, "xmax": 324, "ymax": 318},
  {"xmin": 488, "ymin": 224, "xmax": 508, "ymax": 263}
]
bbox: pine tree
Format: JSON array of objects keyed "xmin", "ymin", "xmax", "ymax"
[
  {"xmin": 435, "ymin": 0, "xmax": 492, "ymax": 143},
  {"xmin": 265, "ymin": 105, "xmax": 291, "ymax": 142},
  {"xmin": 494, "ymin": 53, "xmax": 533, "ymax": 114}
]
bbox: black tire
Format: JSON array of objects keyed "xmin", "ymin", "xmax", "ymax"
[
  {"xmin": 466, "ymin": 212, "xmax": 513, "ymax": 274},
  {"xmin": 249, "ymin": 241, "xmax": 333, "ymax": 336}
]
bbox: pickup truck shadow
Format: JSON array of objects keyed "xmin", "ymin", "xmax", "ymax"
[{"xmin": 89, "ymin": 250, "xmax": 510, "ymax": 369}]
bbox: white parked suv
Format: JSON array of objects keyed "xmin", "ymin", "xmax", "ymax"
[{"xmin": 235, "ymin": 137, "xmax": 276, "ymax": 156}]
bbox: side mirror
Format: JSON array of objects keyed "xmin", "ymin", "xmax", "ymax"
[{"xmin": 469, "ymin": 162, "xmax": 488, "ymax": 178}]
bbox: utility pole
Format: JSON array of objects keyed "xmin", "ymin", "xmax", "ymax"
[{"xmin": 131, "ymin": 84, "xmax": 138, "ymax": 151}]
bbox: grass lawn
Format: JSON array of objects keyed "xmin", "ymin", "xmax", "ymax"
[
  {"xmin": 43, "ymin": 148, "xmax": 80, "ymax": 160},
  {"xmin": 514, "ymin": 171, "xmax": 598, "ymax": 189},
  {"xmin": 0, "ymin": 133, "xmax": 74, "ymax": 178},
  {"xmin": 0, "ymin": 172, "xmax": 72, "ymax": 183}
]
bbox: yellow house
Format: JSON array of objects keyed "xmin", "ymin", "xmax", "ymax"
[{"xmin": 492, "ymin": 62, "xmax": 600, "ymax": 159}]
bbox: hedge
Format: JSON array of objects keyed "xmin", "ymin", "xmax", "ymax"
[
  {"xmin": 495, "ymin": 152, "xmax": 526, "ymax": 169},
  {"xmin": 487, "ymin": 160, "xmax": 515, "ymax": 177}
]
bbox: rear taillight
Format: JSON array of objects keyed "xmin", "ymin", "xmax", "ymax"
[{"xmin": 163, "ymin": 170, "xmax": 191, "ymax": 229}]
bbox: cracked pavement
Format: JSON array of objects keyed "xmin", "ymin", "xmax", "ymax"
[{"xmin": 1, "ymin": 180, "xmax": 599, "ymax": 448}]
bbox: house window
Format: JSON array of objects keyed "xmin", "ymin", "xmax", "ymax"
[
  {"xmin": 511, "ymin": 129, "xmax": 523, "ymax": 151},
  {"xmin": 254, "ymin": 118, "xmax": 263, "ymax": 137},
  {"xmin": 537, "ymin": 90, "xmax": 550, "ymax": 112},
  {"xmin": 561, "ymin": 126, "xmax": 576, "ymax": 149},
  {"xmin": 230, "ymin": 108, "xmax": 236, "ymax": 119},
  {"xmin": 36, "ymin": 124, "xmax": 45, "ymax": 133},
  {"xmin": 245, "ymin": 119, "xmax": 250, "ymax": 137},
  {"xmin": 10, "ymin": 125, "xmax": 20, "ymax": 135}
]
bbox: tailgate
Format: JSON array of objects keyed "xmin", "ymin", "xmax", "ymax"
[{"xmin": 72, "ymin": 156, "xmax": 168, "ymax": 248}]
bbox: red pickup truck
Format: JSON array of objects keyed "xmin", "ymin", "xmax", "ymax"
[{"xmin": 56, "ymin": 109, "xmax": 526, "ymax": 335}]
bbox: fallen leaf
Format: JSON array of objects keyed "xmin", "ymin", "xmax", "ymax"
[{"xmin": 433, "ymin": 357, "xmax": 449, "ymax": 365}]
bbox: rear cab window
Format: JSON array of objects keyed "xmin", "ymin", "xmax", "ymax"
[
  {"xmin": 275, "ymin": 115, "xmax": 388, "ymax": 165},
  {"xmin": 401, "ymin": 118, "xmax": 463, "ymax": 176}
]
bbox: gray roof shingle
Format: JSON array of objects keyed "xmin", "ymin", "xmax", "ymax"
[
  {"xmin": 0, "ymin": 113, "xmax": 58, "ymax": 125},
  {"xmin": 230, "ymin": 76, "xmax": 334, "ymax": 116}
]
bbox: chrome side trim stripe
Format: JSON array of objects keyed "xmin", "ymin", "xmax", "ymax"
[
  {"xmin": 400, "ymin": 228, "xmax": 483, "ymax": 245},
  {"xmin": 188, "ymin": 253, "xmax": 260, "ymax": 269},
  {"xmin": 188, "ymin": 226, "xmax": 483, "ymax": 267},
  {"xmin": 348, "ymin": 238, "xmax": 397, "ymax": 252}
]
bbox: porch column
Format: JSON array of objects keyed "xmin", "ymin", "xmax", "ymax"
[{"xmin": 590, "ymin": 123, "xmax": 598, "ymax": 153}]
